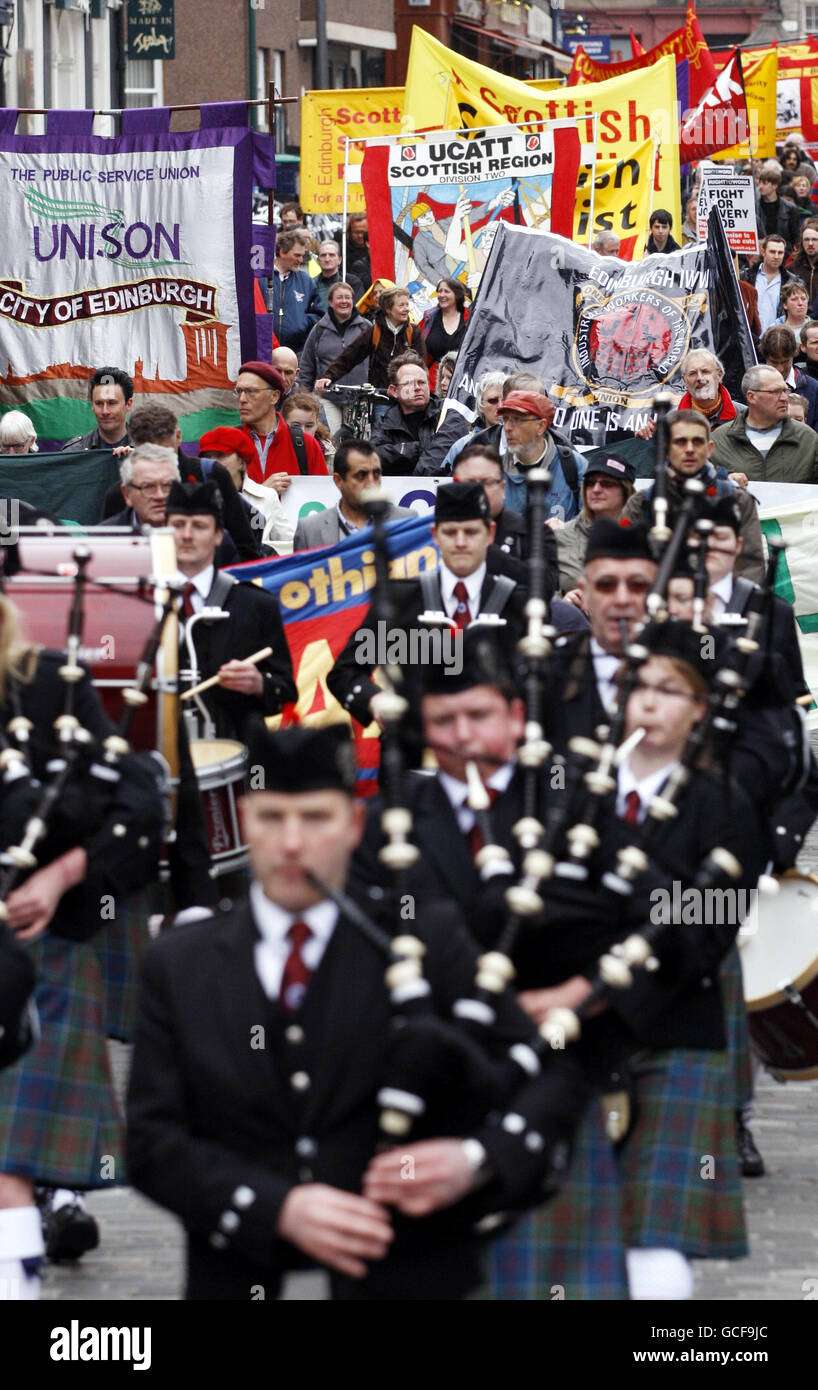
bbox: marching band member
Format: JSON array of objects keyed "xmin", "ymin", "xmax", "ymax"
[
  {"xmin": 126, "ymin": 723, "xmax": 590, "ymax": 1301},
  {"xmin": 165, "ymin": 481, "xmax": 296, "ymax": 742},
  {"xmin": 0, "ymin": 595, "xmax": 164, "ymax": 1299}
]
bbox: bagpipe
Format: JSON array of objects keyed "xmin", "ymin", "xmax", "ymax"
[
  {"xmin": 450, "ymin": 397, "xmax": 786, "ymax": 1101},
  {"xmin": 0, "ymin": 537, "xmax": 182, "ymax": 943}
]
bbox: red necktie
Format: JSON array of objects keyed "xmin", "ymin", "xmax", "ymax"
[
  {"xmin": 182, "ymin": 582, "xmax": 196, "ymax": 619},
  {"xmin": 280, "ymin": 920, "xmax": 312, "ymax": 1013},
  {"xmin": 467, "ymin": 787, "xmax": 500, "ymax": 859},
  {"xmin": 623, "ymin": 789, "xmax": 641, "ymax": 826},
  {"xmin": 452, "ymin": 581, "xmax": 472, "ymax": 629}
]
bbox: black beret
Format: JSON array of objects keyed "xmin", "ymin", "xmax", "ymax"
[
  {"xmin": 584, "ymin": 517, "xmax": 654, "ymax": 564},
  {"xmin": 246, "ymin": 723, "xmax": 357, "ymax": 794},
  {"xmin": 434, "ymin": 481, "xmax": 491, "ymax": 525},
  {"xmin": 165, "ymin": 480, "xmax": 224, "ymax": 527}
]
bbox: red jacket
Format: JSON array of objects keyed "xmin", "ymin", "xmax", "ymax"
[{"xmin": 243, "ymin": 414, "xmax": 328, "ymax": 484}]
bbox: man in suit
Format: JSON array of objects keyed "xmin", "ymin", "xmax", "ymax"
[
  {"xmin": 327, "ymin": 481, "xmax": 527, "ymax": 748},
  {"xmin": 543, "ymin": 519, "xmax": 657, "ymax": 754},
  {"xmin": 126, "ymin": 723, "xmax": 590, "ymax": 1300},
  {"xmin": 292, "ymin": 439, "xmax": 413, "ymax": 552},
  {"xmin": 166, "ymin": 481, "xmax": 296, "ymax": 742}
]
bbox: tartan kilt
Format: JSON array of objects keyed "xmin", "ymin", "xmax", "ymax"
[
  {"xmin": 92, "ymin": 884, "xmax": 165, "ymax": 1044},
  {"xmin": 0, "ymin": 933, "xmax": 123, "ymax": 1188},
  {"xmin": 476, "ymin": 1101, "xmax": 630, "ymax": 1300},
  {"xmin": 621, "ymin": 1047, "xmax": 747, "ymax": 1258},
  {"xmin": 720, "ymin": 943, "xmax": 754, "ymax": 1112},
  {"xmin": 477, "ymin": 1044, "xmax": 746, "ymax": 1299}
]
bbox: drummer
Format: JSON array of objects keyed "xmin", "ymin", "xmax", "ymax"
[{"xmin": 166, "ymin": 480, "xmax": 297, "ymax": 742}]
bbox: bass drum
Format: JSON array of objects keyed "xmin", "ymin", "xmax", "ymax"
[
  {"xmin": 739, "ymin": 870, "xmax": 818, "ymax": 1080},
  {"xmin": 6, "ymin": 528, "xmax": 180, "ymax": 777}
]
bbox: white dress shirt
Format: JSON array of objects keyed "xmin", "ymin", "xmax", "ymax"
[
  {"xmin": 437, "ymin": 762, "xmax": 515, "ymax": 834},
  {"xmin": 708, "ymin": 572, "xmax": 734, "ymax": 619},
  {"xmin": 438, "ymin": 560, "xmax": 487, "ymax": 622},
  {"xmin": 250, "ymin": 882, "xmax": 338, "ymax": 1000},
  {"xmin": 616, "ymin": 759, "xmax": 679, "ymax": 822},
  {"xmin": 590, "ymin": 636, "xmax": 621, "ymax": 715},
  {"xmin": 756, "ymin": 270, "xmax": 782, "ymax": 334},
  {"xmin": 182, "ymin": 563, "xmax": 215, "ymax": 615}
]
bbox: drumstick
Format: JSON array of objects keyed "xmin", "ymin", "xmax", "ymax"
[
  {"xmin": 796, "ymin": 694, "xmax": 815, "ymax": 707},
  {"xmin": 181, "ymin": 647, "xmax": 273, "ymax": 701}
]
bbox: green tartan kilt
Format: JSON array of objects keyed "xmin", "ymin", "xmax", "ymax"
[
  {"xmin": 92, "ymin": 884, "xmax": 166, "ymax": 1043},
  {"xmin": 477, "ymin": 1043, "xmax": 746, "ymax": 1300},
  {"xmin": 0, "ymin": 933, "xmax": 123, "ymax": 1189},
  {"xmin": 720, "ymin": 943, "xmax": 754, "ymax": 1111}
]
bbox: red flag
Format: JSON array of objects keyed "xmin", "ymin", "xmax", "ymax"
[
  {"xmin": 630, "ymin": 31, "xmax": 645, "ymax": 58},
  {"xmin": 569, "ymin": 4, "xmax": 716, "ymax": 104},
  {"xmin": 680, "ymin": 48, "xmax": 749, "ymax": 163}
]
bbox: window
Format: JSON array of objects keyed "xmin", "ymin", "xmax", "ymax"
[
  {"xmin": 124, "ymin": 57, "xmax": 162, "ymax": 108},
  {"xmin": 806, "ymin": 3, "xmax": 818, "ymax": 30}
]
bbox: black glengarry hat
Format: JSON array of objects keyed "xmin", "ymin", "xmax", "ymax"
[
  {"xmin": 584, "ymin": 517, "xmax": 654, "ymax": 564},
  {"xmin": 434, "ymin": 481, "xmax": 491, "ymax": 525},
  {"xmin": 165, "ymin": 480, "xmax": 225, "ymax": 527},
  {"xmin": 246, "ymin": 723, "xmax": 358, "ymax": 794}
]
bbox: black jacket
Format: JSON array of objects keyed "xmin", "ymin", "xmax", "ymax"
[
  {"xmin": 62, "ymin": 427, "xmax": 129, "ymax": 452},
  {"xmin": 126, "ymin": 890, "xmax": 591, "ymax": 1300},
  {"xmin": 352, "ymin": 764, "xmax": 761, "ymax": 1059},
  {"xmin": 0, "ymin": 652, "xmax": 165, "ymax": 941},
  {"xmin": 371, "ymin": 396, "xmax": 470, "ymax": 477},
  {"xmin": 101, "ymin": 455, "xmax": 260, "ymax": 562},
  {"xmin": 100, "ymin": 506, "xmax": 240, "ymax": 570},
  {"xmin": 327, "ymin": 554, "xmax": 527, "ymax": 733},
  {"xmin": 183, "ymin": 575, "xmax": 296, "ymax": 742}
]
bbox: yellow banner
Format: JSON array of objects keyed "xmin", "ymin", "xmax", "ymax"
[
  {"xmin": 713, "ymin": 50, "xmax": 777, "ymax": 160},
  {"xmin": 403, "ymin": 28, "xmax": 681, "ymax": 231},
  {"xmin": 573, "ymin": 137, "xmax": 655, "ymax": 260},
  {"xmin": 300, "ymin": 87, "xmax": 404, "ymax": 215}
]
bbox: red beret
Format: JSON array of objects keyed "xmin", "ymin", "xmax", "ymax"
[
  {"xmin": 237, "ymin": 360, "xmax": 287, "ymax": 395},
  {"xmin": 198, "ymin": 427, "xmax": 256, "ymax": 468},
  {"xmin": 497, "ymin": 390, "xmax": 555, "ymax": 426}
]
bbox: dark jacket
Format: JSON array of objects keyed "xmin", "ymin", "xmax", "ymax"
[
  {"xmin": 371, "ymin": 396, "xmax": 470, "ymax": 477},
  {"xmin": 297, "ymin": 308, "xmax": 370, "ymax": 391},
  {"xmin": 265, "ymin": 267, "xmax": 323, "ymax": 353},
  {"xmin": 328, "ymin": 553, "xmax": 527, "ymax": 737},
  {"xmin": 323, "ymin": 310, "xmax": 419, "ymax": 390},
  {"xmin": 0, "ymin": 653, "xmax": 165, "ymax": 942},
  {"xmin": 786, "ymin": 250, "xmax": 818, "ymax": 306},
  {"xmin": 126, "ymin": 890, "xmax": 590, "ymax": 1300},
  {"xmin": 623, "ymin": 461, "xmax": 764, "ymax": 583},
  {"xmin": 100, "ymin": 506, "xmax": 240, "ymax": 569},
  {"xmin": 756, "ymin": 193, "xmax": 802, "ymax": 254},
  {"xmin": 101, "ymin": 455, "xmax": 259, "ymax": 562},
  {"xmin": 184, "ymin": 574, "xmax": 296, "ymax": 742},
  {"xmin": 645, "ymin": 231, "xmax": 681, "ymax": 254},
  {"xmin": 62, "ymin": 427, "xmax": 129, "ymax": 452},
  {"xmin": 313, "ymin": 269, "xmax": 363, "ymax": 313}
]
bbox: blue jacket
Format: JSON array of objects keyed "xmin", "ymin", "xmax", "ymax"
[
  {"xmin": 504, "ymin": 440, "xmax": 588, "ymax": 521},
  {"xmin": 263, "ymin": 268, "xmax": 322, "ymax": 353}
]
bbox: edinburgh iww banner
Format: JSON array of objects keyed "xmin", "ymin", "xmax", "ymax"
[
  {"xmin": 360, "ymin": 120, "xmax": 583, "ymax": 309},
  {"xmin": 0, "ymin": 109, "xmax": 258, "ymax": 443},
  {"xmin": 445, "ymin": 210, "xmax": 755, "ymax": 443}
]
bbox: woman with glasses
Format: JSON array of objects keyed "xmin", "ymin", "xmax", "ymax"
[
  {"xmin": 553, "ymin": 453, "xmax": 635, "ymax": 601},
  {"xmin": 0, "ymin": 412, "xmax": 38, "ymax": 456}
]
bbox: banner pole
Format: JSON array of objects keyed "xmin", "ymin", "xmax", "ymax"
[
  {"xmin": 586, "ymin": 113, "xmax": 599, "ymax": 248},
  {"xmin": 342, "ymin": 139, "xmax": 351, "ymax": 280}
]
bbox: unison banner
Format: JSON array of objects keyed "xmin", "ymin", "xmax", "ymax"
[
  {"xmin": 228, "ymin": 515, "xmax": 436, "ymax": 792},
  {"xmin": 445, "ymin": 209, "xmax": 755, "ymax": 443},
  {"xmin": 0, "ymin": 112, "xmax": 257, "ymax": 442},
  {"xmin": 360, "ymin": 121, "xmax": 582, "ymax": 309}
]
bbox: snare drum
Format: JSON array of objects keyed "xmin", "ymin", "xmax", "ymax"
[
  {"xmin": 190, "ymin": 739, "xmax": 249, "ymax": 875},
  {"xmin": 739, "ymin": 871, "xmax": 818, "ymax": 1080}
]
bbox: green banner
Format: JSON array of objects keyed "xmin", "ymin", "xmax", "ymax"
[{"xmin": 0, "ymin": 448, "xmax": 121, "ymax": 526}]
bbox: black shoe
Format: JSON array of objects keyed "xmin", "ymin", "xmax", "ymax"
[
  {"xmin": 736, "ymin": 1122, "xmax": 765, "ymax": 1178},
  {"xmin": 43, "ymin": 1195, "xmax": 100, "ymax": 1262}
]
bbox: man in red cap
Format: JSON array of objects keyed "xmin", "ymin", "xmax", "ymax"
[
  {"xmin": 234, "ymin": 361, "xmax": 328, "ymax": 494},
  {"xmin": 496, "ymin": 391, "xmax": 587, "ymax": 521}
]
